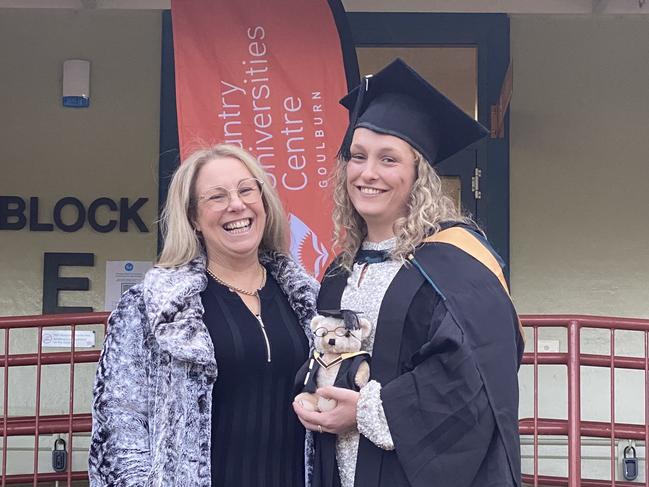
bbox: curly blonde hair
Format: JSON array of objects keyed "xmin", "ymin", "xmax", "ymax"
[{"xmin": 332, "ymin": 147, "xmax": 468, "ymax": 272}]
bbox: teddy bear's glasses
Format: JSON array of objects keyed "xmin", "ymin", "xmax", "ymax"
[{"xmin": 314, "ymin": 327, "xmax": 355, "ymax": 338}]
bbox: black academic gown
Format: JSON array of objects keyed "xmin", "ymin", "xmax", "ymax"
[{"xmin": 317, "ymin": 226, "xmax": 524, "ymax": 487}]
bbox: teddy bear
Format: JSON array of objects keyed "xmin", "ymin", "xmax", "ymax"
[
  {"xmin": 295, "ymin": 309, "xmax": 371, "ymax": 412},
  {"xmin": 294, "ymin": 309, "xmax": 372, "ymax": 487}
]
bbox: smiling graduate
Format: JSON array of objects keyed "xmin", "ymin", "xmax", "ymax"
[{"xmin": 293, "ymin": 58, "xmax": 524, "ymax": 487}]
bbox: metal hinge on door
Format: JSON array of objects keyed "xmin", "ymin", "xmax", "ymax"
[{"xmin": 471, "ymin": 167, "xmax": 482, "ymax": 199}]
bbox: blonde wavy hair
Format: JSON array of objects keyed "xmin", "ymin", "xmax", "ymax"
[
  {"xmin": 157, "ymin": 144, "xmax": 287, "ymax": 267},
  {"xmin": 332, "ymin": 147, "xmax": 469, "ymax": 272}
]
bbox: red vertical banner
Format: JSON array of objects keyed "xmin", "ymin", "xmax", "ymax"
[{"xmin": 171, "ymin": 0, "xmax": 352, "ymax": 279}]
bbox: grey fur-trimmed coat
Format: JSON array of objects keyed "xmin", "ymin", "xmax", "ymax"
[{"xmin": 88, "ymin": 251, "xmax": 318, "ymax": 486}]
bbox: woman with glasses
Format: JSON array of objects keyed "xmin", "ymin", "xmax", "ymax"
[{"xmin": 89, "ymin": 144, "xmax": 318, "ymax": 487}]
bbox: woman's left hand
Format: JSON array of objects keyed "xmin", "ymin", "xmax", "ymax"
[{"xmin": 293, "ymin": 386, "xmax": 360, "ymax": 434}]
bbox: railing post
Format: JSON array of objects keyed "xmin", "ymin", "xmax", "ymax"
[
  {"xmin": 533, "ymin": 325, "xmax": 539, "ymax": 487},
  {"xmin": 610, "ymin": 329, "xmax": 616, "ymax": 486},
  {"xmin": 67, "ymin": 324, "xmax": 77, "ymax": 486},
  {"xmin": 568, "ymin": 320, "xmax": 581, "ymax": 487},
  {"xmin": 33, "ymin": 326, "xmax": 43, "ymax": 486},
  {"xmin": 644, "ymin": 330, "xmax": 649, "ymax": 484},
  {"xmin": 2, "ymin": 329, "xmax": 9, "ymax": 487}
]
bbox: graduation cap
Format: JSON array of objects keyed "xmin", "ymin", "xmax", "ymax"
[
  {"xmin": 338, "ymin": 58, "xmax": 489, "ymax": 166},
  {"xmin": 318, "ymin": 309, "xmax": 363, "ymax": 330}
]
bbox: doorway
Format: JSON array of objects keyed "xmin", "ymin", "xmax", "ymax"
[{"xmin": 349, "ymin": 13, "xmax": 511, "ymax": 274}]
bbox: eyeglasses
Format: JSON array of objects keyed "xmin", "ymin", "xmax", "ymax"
[
  {"xmin": 313, "ymin": 327, "xmax": 357, "ymax": 338},
  {"xmin": 197, "ymin": 178, "xmax": 264, "ymax": 210}
]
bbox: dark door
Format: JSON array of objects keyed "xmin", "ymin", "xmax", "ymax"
[
  {"xmin": 348, "ymin": 12, "xmax": 511, "ymax": 274},
  {"xmin": 436, "ymin": 146, "xmax": 482, "ymax": 219}
]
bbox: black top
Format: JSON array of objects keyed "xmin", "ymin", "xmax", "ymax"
[{"xmin": 201, "ymin": 269, "xmax": 308, "ymax": 487}]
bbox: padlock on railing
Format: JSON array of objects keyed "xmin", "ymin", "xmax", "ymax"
[
  {"xmin": 623, "ymin": 445, "xmax": 638, "ymax": 481},
  {"xmin": 52, "ymin": 437, "xmax": 67, "ymax": 473}
]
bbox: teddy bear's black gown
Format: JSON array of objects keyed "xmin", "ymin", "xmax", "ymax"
[{"xmin": 295, "ymin": 350, "xmax": 371, "ymax": 487}]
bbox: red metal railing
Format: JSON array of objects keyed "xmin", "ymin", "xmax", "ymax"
[
  {"xmin": 1, "ymin": 312, "xmax": 646, "ymax": 485},
  {"xmin": 0, "ymin": 312, "xmax": 109, "ymax": 486},
  {"xmin": 520, "ymin": 315, "xmax": 649, "ymax": 487}
]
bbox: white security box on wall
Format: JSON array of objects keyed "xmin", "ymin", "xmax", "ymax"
[{"xmin": 62, "ymin": 59, "xmax": 90, "ymax": 107}]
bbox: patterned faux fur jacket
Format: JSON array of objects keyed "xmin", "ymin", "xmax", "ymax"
[{"xmin": 88, "ymin": 250, "xmax": 318, "ymax": 486}]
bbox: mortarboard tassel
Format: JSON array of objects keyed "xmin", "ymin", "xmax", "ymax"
[{"xmin": 340, "ymin": 309, "xmax": 361, "ymax": 330}]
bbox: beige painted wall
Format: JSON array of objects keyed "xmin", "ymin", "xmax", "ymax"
[
  {"xmin": 511, "ymin": 15, "xmax": 649, "ymax": 481},
  {"xmin": 0, "ymin": 9, "xmax": 161, "ymax": 317},
  {"xmin": 510, "ymin": 15, "xmax": 649, "ymax": 318},
  {"xmin": 0, "ymin": 8, "xmax": 161, "ymax": 474}
]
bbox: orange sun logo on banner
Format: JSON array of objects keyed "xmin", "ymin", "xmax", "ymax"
[{"xmin": 171, "ymin": 0, "xmax": 353, "ymax": 279}]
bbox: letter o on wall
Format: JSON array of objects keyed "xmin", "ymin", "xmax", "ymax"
[{"xmin": 53, "ymin": 197, "xmax": 86, "ymax": 232}]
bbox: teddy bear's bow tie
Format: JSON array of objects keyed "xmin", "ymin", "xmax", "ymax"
[{"xmin": 354, "ymin": 249, "xmax": 391, "ymax": 265}]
